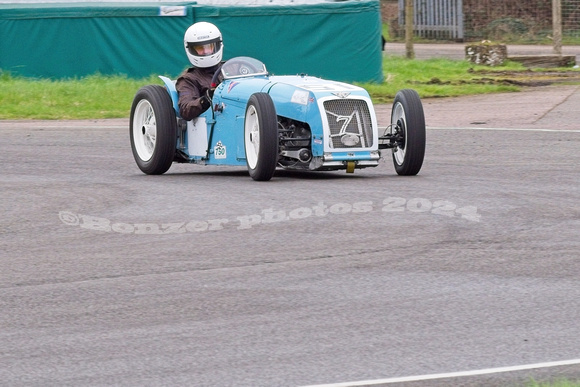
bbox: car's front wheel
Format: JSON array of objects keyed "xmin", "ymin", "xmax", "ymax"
[
  {"xmin": 390, "ymin": 89, "xmax": 426, "ymax": 176},
  {"xmin": 244, "ymin": 93, "xmax": 278, "ymax": 181},
  {"xmin": 130, "ymin": 85, "xmax": 177, "ymax": 175}
]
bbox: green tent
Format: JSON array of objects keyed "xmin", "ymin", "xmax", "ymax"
[{"xmin": 0, "ymin": 1, "xmax": 383, "ymax": 82}]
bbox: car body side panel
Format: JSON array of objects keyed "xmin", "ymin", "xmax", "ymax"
[
  {"xmin": 216, "ymin": 77, "xmax": 272, "ymax": 105},
  {"xmin": 212, "ymin": 78, "xmax": 269, "ymax": 164},
  {"xmin": 159, "ymin": 75, "xmax": 180, "ymax": 118},
  {"xmin": 167, "ymin": 72, "xmax": 380, "ymax": 167}
]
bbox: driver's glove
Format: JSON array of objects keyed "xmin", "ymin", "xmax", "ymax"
[{"xmin": 199, "ymin": 94, "xmax": 211, "ymax": 111}]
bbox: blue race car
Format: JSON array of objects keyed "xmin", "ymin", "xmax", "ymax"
[{"xmin": 130, "ymin": 56, "xmax": 425, "ymax": 181}]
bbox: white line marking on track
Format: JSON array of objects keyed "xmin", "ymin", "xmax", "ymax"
[
  {"xmin": 378, "ymin": 126, "xmax": 580, "ymax": 133},
  {"xmin": 35, "ymin": 125, "xmax": 127, "ymax": 129},
  {"xmin": 300, "ymin": 358, "xmax": 580, "ymax": 387},
  {"xmin": 427, "ymin": 126, "xmax": 580, "ymax": 133}
]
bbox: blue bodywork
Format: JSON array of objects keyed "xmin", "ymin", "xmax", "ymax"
[{"xmin": 160, "ymin": 57, "xmax": 381, "ymax": 171}]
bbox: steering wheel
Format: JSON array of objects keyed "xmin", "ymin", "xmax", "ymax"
[
  {"xmin": 210, "ymin": 59, "xmax": 263, "ymax": 93},
  {"xmin": 210, "ymin": 63, "xmax": 225, "ymax": 89},
  {"xmin": 233, "ymin": 59, "xmax": 259, "ymax": 76}
]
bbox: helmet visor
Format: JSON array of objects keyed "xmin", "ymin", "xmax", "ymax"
[{"xmin": 187, "ymin": 39, "xmax": 221, "ymax": 57}]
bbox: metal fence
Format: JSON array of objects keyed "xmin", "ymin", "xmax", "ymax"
[
  {"xmin": 563, "ymin": 0, "xmax": 580, "ymax": 37},
  {"xmin": 462, "ymin": 0, "xmax": 580, "ymax": 40},
  {"xmin": 395, "ymin": 0, "xmax": 580, "ymax": 41},
  {"xmin": 398, "ymin": 0, "xmax": 464, "ymax": 40}
]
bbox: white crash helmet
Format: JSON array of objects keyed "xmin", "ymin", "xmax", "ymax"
[{"xmin": 183, "ymin": 22, "xmax": 223, "ymax": 68}]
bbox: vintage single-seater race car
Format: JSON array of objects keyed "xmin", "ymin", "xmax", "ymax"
[{"xmin": 130, "ymin": 56, "xmax": 425, "ymax": 181}]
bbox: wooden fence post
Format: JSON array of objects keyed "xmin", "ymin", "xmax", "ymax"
[
  {"xmin": 405, "ymin": 0, "xmax": 415, "ymax": 59},
  {"xmin": 553, "ymin": 0, "xmax": 562, "ymax": 55}
]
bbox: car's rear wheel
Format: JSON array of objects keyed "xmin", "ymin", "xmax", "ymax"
[
  {"xmin": 391, "ymin": 89, "xmax": 426, "ymax": 176},
  {"xmin": 130, "ymin": 85, "xmax": 177, "ymax": 175},
  {"xmin": 244, "ymin": 93, "xmax": 278, "ymax": 181}
]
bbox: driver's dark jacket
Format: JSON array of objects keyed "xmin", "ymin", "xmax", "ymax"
[{"xmin": 176, "ymin": 64, "xmax": 219, "ymax": 121}]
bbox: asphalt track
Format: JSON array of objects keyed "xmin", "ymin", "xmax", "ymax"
[
  {"xmin": 1, "ymin": 82, "xmax": 580, "ymax": 385},
  {"xmin": 384, "ymin": 42, "xmax": 580, "ymax": 63}
]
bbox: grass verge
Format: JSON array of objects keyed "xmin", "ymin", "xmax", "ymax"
[
  {"xmin": 0, "ymin": 72, "xmax": 160, "ymax": 120},
  {"xmin": 527, "ymin": 379, "xmax": 580, "ymax": 387},
  {"xmin": 1, "ymin": 57, "xmax": 579, "ymax": 120},
  {"xmin": 358, "ymin": 56, "xmax": 527, "ymax": 103}
]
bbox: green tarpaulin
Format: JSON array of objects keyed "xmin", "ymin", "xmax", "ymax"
[{"xmin": 0, "ymin": 1, "xmax": 383, "ymax": 82}]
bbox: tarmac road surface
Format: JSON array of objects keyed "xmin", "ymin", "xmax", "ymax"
[
  {"xmin": 1, "ymin": 85, "xmax": 579, "ymax": 386},
  {"xmin": 384, "ymin": 42, "xmax": 580, "ymax": 63}
]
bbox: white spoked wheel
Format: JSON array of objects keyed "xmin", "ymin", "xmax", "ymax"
[
  {"xmin": 129, "ymin": 85, "xmax": 177, "ymax": 175},
  {"xmin": 390, "ymin": 89, "xmax": 426, "ymax": 176},
  {"xmin": 391, "ymin": 102, "xmax": 407, "ymax": 167},
  {"xmin": 132, "ymin": 99, "xmax": 157, "ymax": 162},
  {"xmin": 245, "ymin": 104, "xmax": 260, "ymax": 170},
  {"xmin": 244, "ymin": 93, "xmax": 278, "ymax": 181}
]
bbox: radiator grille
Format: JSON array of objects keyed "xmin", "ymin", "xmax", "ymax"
[{"xmin": 323, "ymin": 99, "xmax": 373, "ymax": 149}]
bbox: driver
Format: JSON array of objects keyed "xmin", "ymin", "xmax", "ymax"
[{"xmin": 176, "ymin": 22, "xmax": 224, "ymax": 120}]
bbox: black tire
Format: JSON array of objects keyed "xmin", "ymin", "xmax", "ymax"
[
  {"xmin": 130, "ymin": 85, "xmax": 177, "ymax": 175},
  {"xmin": 244, "ymin": 93, "xmax": 278, "ymax": 181},
  {"xmin": 390, "ymin": 89, "xmax": 426, "ymax": 176}
]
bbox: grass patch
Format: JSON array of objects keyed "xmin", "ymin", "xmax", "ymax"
[
  {"xmin": 527, "ymin": 379, "xmax": 580, "ymax": 387},
  {"xmin": 1, "ymin": 56, "xmax": 579, "ymax": 120},
  {"xmin": 358, "ymin": 56, "xmax": 529, "ymax": 103},
  {"xmin": 0, "ymin": 72, "xmax": 162, "ymax": 120}
]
